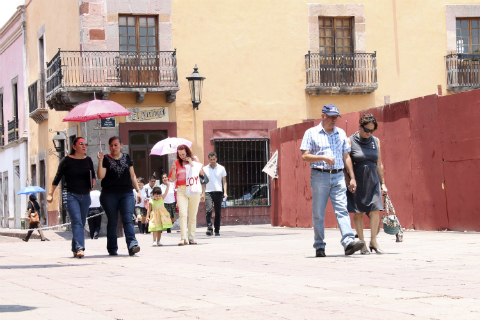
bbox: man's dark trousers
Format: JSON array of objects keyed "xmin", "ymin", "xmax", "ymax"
[
  {"xmin": 87, "ymin": 208, "xmax": 102, "ymax": 239},
  {"xmin": 205, "ymin": 191, "xmax": 223, "ymax": 233}
]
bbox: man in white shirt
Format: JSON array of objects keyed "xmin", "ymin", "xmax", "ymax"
[
  {"xmin": 88, "ymin": 190, "xmax": 103, "ymax": 239},
  {"xmin": 201, "ymin": 152, "xmax": 227, "ymax": 236}
]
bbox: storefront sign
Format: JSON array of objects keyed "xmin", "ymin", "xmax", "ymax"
[
  {"xmin": 126, "ymin": 107, "xmax": 169, "ymax": 122},
  {"xmin": 101, "ymin": 117, "xmax": 116, "ymax": 128}
]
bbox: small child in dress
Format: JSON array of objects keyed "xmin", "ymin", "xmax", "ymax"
[{"xmin": 146, "ymin": 183, "xmax": 173, "ymax": 246}]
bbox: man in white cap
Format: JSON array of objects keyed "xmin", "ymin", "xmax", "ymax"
[{"xmin": 300, "ymin": 104, "xmax": 364, "ymax": 257}]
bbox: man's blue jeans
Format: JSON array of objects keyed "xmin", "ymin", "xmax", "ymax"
[
  {"xmin": 100, "ymin": 192, "xmax": 138, "ymax": 254},
  {"xmin": 66, "ymin": 192, "xmax": 91, "ymax": 252},
  {"xmin": 311, "ymin": 170, "xmax": 355, "ymax": 250}
]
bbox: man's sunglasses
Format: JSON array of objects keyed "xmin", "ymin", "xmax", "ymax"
[{"xmin": 362, "ymin": 126, "xmax": 375, "ymax": 134}]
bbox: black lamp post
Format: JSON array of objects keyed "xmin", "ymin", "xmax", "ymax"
[
  {"xmin": 186, "ymin": 65, "xmax": 206, "ymax": 110},
  {"xmin": 52, "ymin": 131, "xmax": 66, "ymax": 155}
]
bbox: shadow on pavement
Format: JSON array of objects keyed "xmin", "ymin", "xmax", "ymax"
[
  {"xmin": 0, "ymin": 264, "xmax": 92, "ymax": 269},
  {"xmin": 0, "ymin": 305, "xmax": 37, "ymax": 313},
  {"xmin": 305, "ymin": 252, "xmax": 400, "ymax": 258}
]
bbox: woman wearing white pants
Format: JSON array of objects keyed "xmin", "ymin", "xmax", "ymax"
[{"xmin": 169, "ymin": 145, "xmax": 204, "ymax": 245}]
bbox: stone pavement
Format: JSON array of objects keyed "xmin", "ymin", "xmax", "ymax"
[{"xmin": 0, "ymin": 225, "xmax": 479, "ymax": 320}]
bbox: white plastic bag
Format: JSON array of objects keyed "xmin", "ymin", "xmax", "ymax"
[{"xmin": 185, "ymin": 162, "xmax": 203, "ymax": 196}]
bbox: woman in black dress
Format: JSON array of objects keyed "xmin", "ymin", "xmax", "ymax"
[
  {"xmin": 48, "ymin": 137, "xmax": 96, "ymax": 258},
  {"xmin": 346, "ymin": 114, "xmax": 387, "ymax": 254}
]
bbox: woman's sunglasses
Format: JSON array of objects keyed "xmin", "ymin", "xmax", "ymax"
[
  {"xmin": 78, "ymin": 142, "xmax": 88, "ymax": 146},
  {"xmin": 362, "ymin": 126, "xmax": 375, "ymax": 134}
]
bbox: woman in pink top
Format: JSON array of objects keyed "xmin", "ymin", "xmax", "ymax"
[{"xmin": 169, "ymin": 145, "xmax": 204, "ymax": 245}]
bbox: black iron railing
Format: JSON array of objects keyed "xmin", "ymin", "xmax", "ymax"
[
  {"xmin": 7, "ymin": 119, "xmax": 18, "ymax": 143},
  {"xmin": 305, "ymin": 52, "xmax": 377, "ymax": 89},
  {"xmin": 446, "ymin": 54, "xmax": 480, "ymax": 90},
  {"xmin": 0, "ymin": 125, "xmax": 4, "ymax": 146},
  {"xmin": 46, "ymin": 50, "xmax": 178, "ymax": 97}
]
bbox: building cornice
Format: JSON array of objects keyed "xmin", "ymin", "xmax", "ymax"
[
  {"xmin": 0, "ymin": 24, "xmax": 22, "ymax": 55},
  {"xmin": 0, "ymin": 137, "xmax": 28, "ymax": 151},
  {"xmin": 0, "ymin": 5, "xmax": 26, "ymax": 38}
]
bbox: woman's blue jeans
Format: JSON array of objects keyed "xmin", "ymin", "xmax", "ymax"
[
  {"xmin": 100, "ymin": 192, "xmax": 138, "ymax": 254},
  {"xmin": 66, "ymin": 192, "xmax": 91, "ymax": 252}
]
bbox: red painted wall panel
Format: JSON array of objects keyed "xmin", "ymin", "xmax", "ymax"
[
  {"xmin": 271, "ymin": 90, "xmax": 480, "ymax": 231},
  {"xmin": 409, "ymin": 95, "xmax": 449, "ymax": 230},
  {"xmin": 443, "ymin": 160, "xmax": 480, "ymax": 231},
  {"xmin": 437, "ymin": 89, "xmax": 480, "ymax": 231},
  {"xmin": 381, "ymin": 101, "xmax": 414, "ymax": 229},
  {"xmin": 279, "ymin": 125, "xmax": 297, "ymax": 227},
  {"xmin": 437, "ymin": 89, "xmax": 480, "ymax": 162},
  {"xmin": 294, "ymin": 122, "xmax": 315, "ymax": 228},
  {"xmin": 270, "ymin": 128, "xmax": 281, "ymax": 226}
]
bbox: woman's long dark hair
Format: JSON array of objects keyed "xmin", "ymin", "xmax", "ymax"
[
  {"xmin": 176, "ymin": 145, "xmax": 193, "ymax": 166},
  {"xmin": 69, "ymin": 137, "xmax": 85, "ymax": 155},
  {"xmin": 29, "ymin": 194, "xmax": 41, "ymax": 212}
]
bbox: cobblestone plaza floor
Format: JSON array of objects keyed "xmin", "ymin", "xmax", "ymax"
[{"xmin": 0, "ymin": 225, "xmax": 479, "ymax": 319}]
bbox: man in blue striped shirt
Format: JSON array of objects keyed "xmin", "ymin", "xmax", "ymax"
[{"xmin": 301, "ymin": 104, "xmax": 365, "ymax": 257}]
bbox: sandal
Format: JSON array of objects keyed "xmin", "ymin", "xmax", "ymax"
[
  {"xmin": 178, "ymin": 239, "xmax": 188, "ymax": 246},
  {"xmin": 72, "ymin": 252, "xmax": 77, "ymax": 257},
  {"xmin": 76, "ymin": 250, "xmax": 84, "ymax": 259},
  {"xmin": 189, "ymin": 240, "xmax": 197, "ymax": 245}
]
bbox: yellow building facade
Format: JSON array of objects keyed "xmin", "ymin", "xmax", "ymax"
[{"xmin": 22, "ymin": 0, "xmax": 480, "ymax": 226}]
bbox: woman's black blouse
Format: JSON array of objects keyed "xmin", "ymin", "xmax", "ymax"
[
  {"xmin": 101, "ymin": 153, "xmax": 135, "ymax": 194},
  {"xmin": 52, "ymin": 156, "xmax": 96, "ymax": 195}
]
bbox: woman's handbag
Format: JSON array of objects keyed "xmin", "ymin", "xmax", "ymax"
[
  {"xmin": 382, "ymin": 193, "xmax": 401, "ymax": 235},
  {"xmin": 29, "ymin": 202, "xmax": 40, "ymax": 225},
  {"xmin": 185, "ymin": 162, "xmax": 203, "ymax": 196},
  {"xmin": 200, "ymin": 173, "xmax": 209, "ymax": 185}
]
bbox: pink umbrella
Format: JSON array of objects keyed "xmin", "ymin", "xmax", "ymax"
[
  {"xmin": 150, "ymin": 137, "xmax": 193, "ymax": 156},
  {"xmin": 63, "ymin": 100, "xmax": 130, "ymax": 122},
  {"xmin": 63, "ymin": 99, "xmax": 131, "ymax": 153}
]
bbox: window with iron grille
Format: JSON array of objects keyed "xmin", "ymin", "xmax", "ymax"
[{"xmin": 214, "ymin": 139, "xmax": 270, "ymax": 207}]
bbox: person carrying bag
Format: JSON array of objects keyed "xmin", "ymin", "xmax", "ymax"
[
  {"xmin": 23, "ymin": 194, "xmax": 46, "ymax": 242},
  {"xmin": 169, "ymin": 145, "xmax": 205, "ymax": 245}
]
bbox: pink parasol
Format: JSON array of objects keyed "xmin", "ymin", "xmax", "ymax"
[
  {"xmin": 63, "ymin": 99, "xmax": 131, "ymax": 153},
  {"xmin": 150, "ymin": 137, "xmax": 193, "ymax": 156},
  {"xmin": 63, "ymin": 100, "xmax": 130, "ymax": 122}
]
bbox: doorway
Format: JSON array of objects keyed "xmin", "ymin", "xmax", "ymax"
[
  {"xmin": 39, "ymin": 160, "xmax": 47, "ymax": 225},
  {"xmin": 0, "ymin": 176, "xmax": 3, "ymax": 227},
  {"xmin": 3, "ymin": 174, "xmax": 7, "ymax": 228},
  {"xmin": 14, "ymin": 165, "xmax": 20, "ymax": 228},
  {"xmin": 129, "ymin": 131, "xmax": 167, "ymax": 180}
]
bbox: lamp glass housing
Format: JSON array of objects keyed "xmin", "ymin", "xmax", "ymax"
[{"xmin": 52, "ymin": 132, "xmax": 66, "ymax": 153}]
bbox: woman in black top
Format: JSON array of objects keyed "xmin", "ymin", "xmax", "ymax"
[
  {"xmin": 97, "ymin": 136, "xmax": 141, "ymax": 256},
  {"xmin": 47, "ymin": 137, "xmax": 95, "ymax": 258}
]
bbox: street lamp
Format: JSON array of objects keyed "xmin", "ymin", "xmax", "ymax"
[
  {"xmin": 52, "ymin": 131, "xmax": 66, "ymax": 154},
  {"xmin": 186, "ymin": 65, "xmax": 206, "ymax": 110}
]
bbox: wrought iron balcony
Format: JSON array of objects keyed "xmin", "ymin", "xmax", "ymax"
[
  {"xmin": 7, "ymin": 119, "xmax": 18, "ymax": 143},
  {"xmin": 46, "ymin": 50, "xmax": 179, "ymax": 110},
  {"xmin": 28, "ymin": 78, "xmax": 48, "ymax": 123},
  {"xmin": 446, "ymin": 54, "xmax": 480, "ymax": 93},
  {"xmin": 0, "ymin": 126, "xmax": 4, "ymax": 147},
  {"xmin": 305, "ymin": 52, "xmax": 377, "ymax": 95}
]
